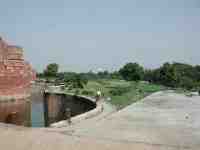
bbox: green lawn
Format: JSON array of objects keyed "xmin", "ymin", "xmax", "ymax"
[{"xmin": 66, "ymin": 79, "xmax": 165, "ymax": 109}]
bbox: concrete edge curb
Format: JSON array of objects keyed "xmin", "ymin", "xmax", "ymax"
[
  {"xmin": 45, "ymin": 89, "xmax": 103, "ymax": 128},
  {"xmin": 50, "ymin": 102, "xmax": 103, "ymax": 128}
]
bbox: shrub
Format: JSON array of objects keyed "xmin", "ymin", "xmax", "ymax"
[
  {"xmin": 179, "ymin": 77, "xmax": 195, "ymax": 90},
  {"xmin": 119, "ymin": 63, "xmax": 144, "ymax": 81},
  {"xmin": 109, "ymin": 86, "xmax": 130, "ymax": 96},
  {"xmin": 74, "ymin": 89, "xmax": 80, "ymax": 96},
  {"xmin": 81, "ymin": 90, "xmax": 95, "ymax": 96}
]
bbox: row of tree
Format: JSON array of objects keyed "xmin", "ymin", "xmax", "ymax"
[
  {"xmin": 144, "ymin": 63, "xmax": 200, "ymax": 90},
  {"xmin": 37, "ymin": 63, "xmax": 88, "ymax": 89},
  {"xmin": 37, "ymin": 62, "xmax": 200, "ymax": 90},
  {"xmin": 120, "ymin": 62, "xmax": 200, "ymax": 90}
]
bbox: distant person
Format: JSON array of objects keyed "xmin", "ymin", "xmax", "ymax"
[
  {"xmin": 65, "ymin": 108, "xmax": 72, "ymax": 125},
  {"xmin": 95, "ymin": 90, "xmax": 102, "ymax": 103}
]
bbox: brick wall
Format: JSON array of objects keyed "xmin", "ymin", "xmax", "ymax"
[
  {"xmin": 0, "ymin": 38, "xmax": 36, "ymax": 96},
  {"xmin": 0, "ymin": 96, "xmax": 31, "ymax": 126}
]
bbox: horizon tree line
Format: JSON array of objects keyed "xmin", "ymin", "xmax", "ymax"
[{"xmin": 37, "ymin": 62, "xmax": 200, "ymax": 90}]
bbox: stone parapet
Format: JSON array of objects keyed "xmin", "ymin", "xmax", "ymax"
[{"xmin": 44, "ymin": 88, "xmax": 103, "ymax": 128}]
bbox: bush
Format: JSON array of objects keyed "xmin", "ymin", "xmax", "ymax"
[
  {"xmin": 119, "ymin": 63, "xmax": 144, "ymax": 81},
  {"xmin": 63, "ymin": 73, "xmax": 88, "ymax": 89},
  {"xmin": 109, "ymin": 86, "xmax": 130, "ymax": 96},
  {"xmin": 179, "ymin": 77, "xmax": 195, "ymax": 90},
  {"xmin": 81, "ymin": 90, "xmax": 95, "ymax": 96},
  {"xmin": 74, "ymin": 89, "xmax": 80, "ymax": 96},
  {"xmin": 197, "ymin": 86, "xmax": 200, "ymax": 95},
  {"xmin": 44, "ymin": 63, "xmax": 59, "ymax": 77}
]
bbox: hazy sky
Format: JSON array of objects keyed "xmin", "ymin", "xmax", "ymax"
[{"xmin": 0, "ymin": 0, "xmax": 200, "ymax": 72}]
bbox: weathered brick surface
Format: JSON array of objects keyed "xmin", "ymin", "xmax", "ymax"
[
  {"xmin": 0, "ymin": 37, "xmax": 35, "ymax": 126},
  {"xmin": 0, "ymin": 97, "xmax": 31, "ymax": 126},
  {"xmin": 0, "ymin": 37, "xmax": 36, "ymax": 96}
]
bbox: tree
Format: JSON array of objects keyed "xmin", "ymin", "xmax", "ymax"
[
  {"xmin": 179, "ymin": 76, "xmax": 196, "ymax": 90},
  {"xmin": 111, "ymin": 71, "xmax": 122, "ymax": 79},
  {"xmin": 194, "ymin": 65, "xmax": 200, "ymax": 82},
  {"xmin": 97, "ymin": 70, "xmax": 111, "ymax": 79},
  {"xmin": 36, "ymin": 72, "xmax": 44, "ymax": 78},
  {"xmin": 145, "ymin": 62, "xmax": 200, "ymax": 89},
  {"xmin": 63, "ymin": 72, "xmax": 88, "ymax": 89},
  {"xmin": 172, "ymin": 63, "xmax": 196, "ymax": 81},
  {"xmin": 158, "ymin": 63, "xmax": 178, "ymax": 87},
  {"xmin": 144, "ymin": 69, "xmax": 154, "ymax": 82},
  {"xmin": 84, "ymin": 71, "xmax": 98, "ymax": 80},
  {"xmin": 119, "ymin": 63, "xmax": 144, "ymax": 81},
  {"xmin": 44, "ymin": 63, "xmax": 59, "ymax": 77}
]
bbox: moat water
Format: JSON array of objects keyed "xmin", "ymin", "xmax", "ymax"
[
  {"xmin": 30, "ymin": 84, "xmax": 45, "ymax": 127},
  {"xmin": 30, "ymin": 84, "xmax": 96, "ymax": 127},
  {"xmin": 31, "ymin": 100, "xmax": 45, "ymax": 127}
]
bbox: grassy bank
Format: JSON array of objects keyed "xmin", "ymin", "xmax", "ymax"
[{"xmin": 65, "ymin": 79, "xmax": 165, "ymax": 109}]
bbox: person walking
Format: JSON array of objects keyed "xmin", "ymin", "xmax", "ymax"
[{"xmin": 95, "ymin": 90, "xmax": 102, "ymax": 103}]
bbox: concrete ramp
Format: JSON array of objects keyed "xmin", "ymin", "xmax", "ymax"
[
  {"xmin": 0, "ymin": 91, "xmax": 200, "ymax": 150},
  {"xmin": 56, "ymin": 91, "xmax": 200, "ymax": 149}
]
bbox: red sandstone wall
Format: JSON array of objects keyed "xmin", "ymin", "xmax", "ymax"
[
  {"xmin": 0, "ymin": 98, "xmax": 31, "ymax": 126},
  {"xmin": 0, "ymin": 38, "xmax": 36, "ymax": 96},
  {"xmin": 0, "ymin": 37, "xmax": 35, "ymax": 126}
]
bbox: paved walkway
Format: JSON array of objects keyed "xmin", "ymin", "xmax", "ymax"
[{"xmin": 0, "ymin": 91, "xmax": 200, "ymax": 150}]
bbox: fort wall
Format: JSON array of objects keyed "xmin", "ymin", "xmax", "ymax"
[{"xmin": 0, "ymin": 37, "xmax": 35, "ymax": 126}]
